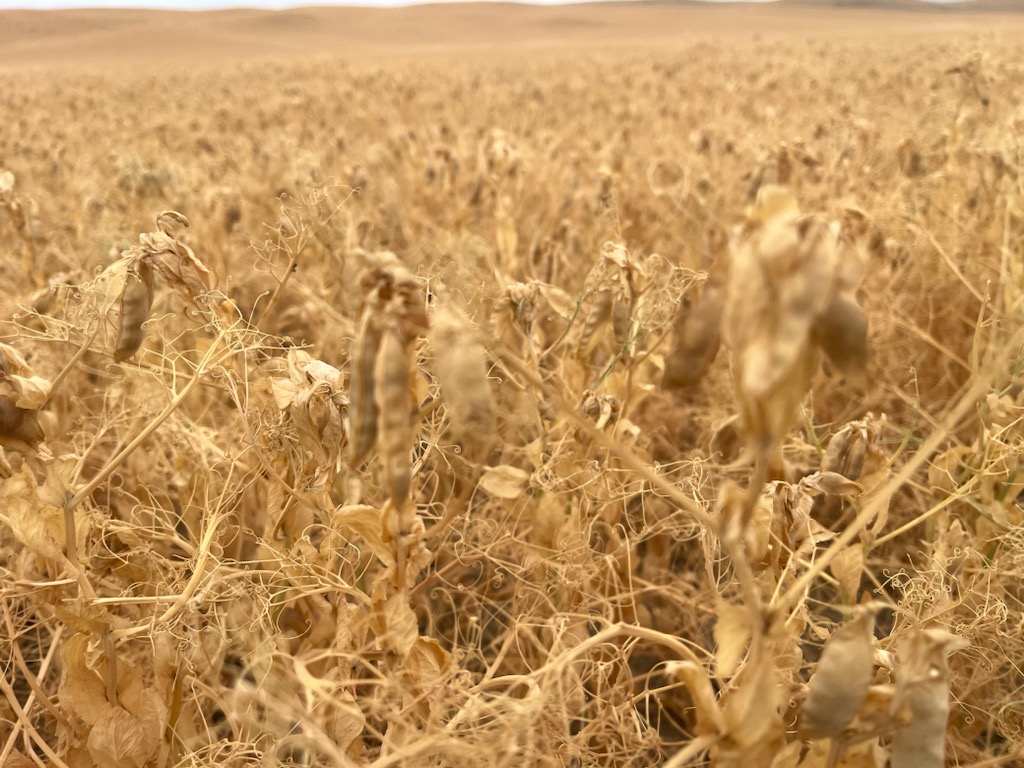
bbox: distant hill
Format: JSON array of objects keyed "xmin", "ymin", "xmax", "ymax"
[
  {"xmin": 780, "ymin": 0, "xmax": 1024, "ymax": 12},
  {"xmin": 1, "ymin": 1, "xmax": 1023, "ymax": 72}
]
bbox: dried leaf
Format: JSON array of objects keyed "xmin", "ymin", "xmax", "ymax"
[
  {"xmin": 269, "ymin": 375, "xmax": 302, "ymax": 410},
  {"xmin": 331, "ymin": 505, "xmax": 391, "ymax": 565},
  {"xmin": 537, "ymin": 282, "xmax": 576, "ymax": 320},
  {"xmin": 0, "ymin": 399, "xmax": 45, "ymax": 446},
  {"xmin": 3, "ymin": 466, "xmax": 65, "ymax": 560},
  {"xmin": 829, "ymin": 544, "xmax": 865, "ymax": 604},
  {"xmin": 714, "ymin": 601, "xmax": 752, "ymax": 678},
  {"xmin": 87, "ymin": 692, "xmax": 164, "ymax": 768},
  {"xmin": 59, "ymin": 633, "xmax": 112, "ymax": 728},
  {"xmin": 139, "ymin": 211, "xmax": 214, "ymax": 308},
  {"xmin": 0, "ymin": 341, "xmax": 52, "ymax": 411},
  {"xmin": 721, "ymin": 644, "xmax": 783, "ymax": 750},
  {"xmin": 3, "ymin": 750, "xmax": 36, "ymax": 768},
  {"xmin": 578, "ymin": 289, "xmax": 614, "ymax": 356},
  {"xmin": 371, "ymin": 587, "xmax": 418, "ymax": 657},
  {"xmin": 6, "ymin": 375, "xmax": 50, "ymax": 410},
  {"xmin": 479, "ymin": 464, "xmax": 531, "ymax": 499}
]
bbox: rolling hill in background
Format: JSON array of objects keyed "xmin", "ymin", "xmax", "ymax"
[{"xmin": 0, "ymin": 0, "xmax": 1020, "ymax": 70}]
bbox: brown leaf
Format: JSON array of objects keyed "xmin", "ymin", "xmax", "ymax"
[
  {"xmin": 663, "ymin": 660, "xmax": 727, "ymax": 735},
  {"xmin": 829, "ymin": 544, "xmax": 865, "ymax": 604},
  {"xmin": 722, "ymin": 644, "xmax": 783, "ymax": 750},
  {"xmin": 332, "ymin": 505, "xmax": 391, "ymax": 565}
]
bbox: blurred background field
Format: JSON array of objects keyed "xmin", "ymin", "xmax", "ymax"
[{"xmin": 2, "ymin": 3, "xmax": 1024, "ymax": 767}]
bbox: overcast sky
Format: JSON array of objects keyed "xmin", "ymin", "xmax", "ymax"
[
  {"xmin": 0, "ymin": 0, "xmax": 965, "ymax": 8},
  {"xmin": 0, "ymin": 0, "xmax": 788, "ymax": 8},
  {"xmin": 2, "ymin": 0, "xmax": 629, "ymax": 7}
]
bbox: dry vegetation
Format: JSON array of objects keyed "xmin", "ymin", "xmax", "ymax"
[{"xmin": 2, "ymin": 5, "xmax": 1024, "ymax": 767}]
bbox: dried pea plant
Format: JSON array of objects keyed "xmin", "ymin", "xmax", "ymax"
[{"xmin": 2, "ymin": 27, "xmax": 1024, "ymax": 768}]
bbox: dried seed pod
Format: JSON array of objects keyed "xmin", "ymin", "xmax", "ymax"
[
  {"xmin": 662, "ymin": 282, "xmax": 723, "ymax": 391},
  {"xmin": 799, "ymin": 605, "xmax": 879, "ymax": 740},
  {"xmin": 348, "ymin": 311, "xmax": 383, "ymax": 469},
  {"xmin": 724, "ymin": 186, "xmax": 838, "ymax": 453},
  {"xmin": 375, "ymin": 325, "xmax": 414, "ymax": 507},
  {"xmin": 822, "ymin": 422, "xmax": 868, "ymax": 481},
  {"xmin": 890, "ymin": 629, "xmax": 965, "ymax": 768},
  {"xmin": 0, "ymin": 399, "xmax": 44, "ymax": 446},
  {"xmin": 491, "ymin": 281, "xmax": 539, "ymax": 356},
  {"xmin": 114, "ymin": 258, "xmax": 155, "ymax": 362},
  {"xmin": 578, "ymin": 289, "xmax": 614, "ymax": 356},
  {"xmin": 29, "ymin": 272, "xmax": 74, "ymax": 317},
  {"xmin": 611, "ymin": 300, "xmax": 632, "ymax": 350},
  {"xmin": 429, "ymin": 303, "xmax": 496, "ymax": 457},
  {"xmin": 812, "ymin": 292, "xmax": 868, "ymax": 379}
]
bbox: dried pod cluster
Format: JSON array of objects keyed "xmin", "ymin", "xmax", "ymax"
[
  {"xmin": 663, "ymin": 186, "xmax": 870, "ymax": 455},
  {"xmin": 105, "ymin": 211, "xmax": 216, "ymax": 362},
  {"xmin": 347, "ymin": 253, "xmax": 429, "ymax": 507}
]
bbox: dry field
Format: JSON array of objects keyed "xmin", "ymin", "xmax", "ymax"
[{"xmin": 2, "ymin": 3, "xmax": 1024, "ymax": 767}]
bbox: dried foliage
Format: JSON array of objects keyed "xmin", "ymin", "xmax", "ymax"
[{"xmin": 1, "ymin": 22, "xmax": 1024, "ymax": 768}]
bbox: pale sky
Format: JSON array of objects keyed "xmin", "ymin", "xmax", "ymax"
[
  {"xmin": 0, "ymin": 0, "xmax": 966, "ymax": 8},
  {"xmin": 2, "ymin": 0, "xmax": 629, "ymax": 7},
  {"xmin": 0, "ymin": 0, "xmax": 789, "ymax": 8}
]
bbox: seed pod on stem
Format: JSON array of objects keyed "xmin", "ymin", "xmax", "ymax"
[
  {"xmin": 348, "ymin": 310, "xmax": 383, "ymax": 469},
  {"xmin": 662, "ymin": 279, "xmax": 724, "ymax": 391},
  {"xmin": 375, "ymin": 322, "xmax": 414, "ymax": 508},
  {"xmin": 429, "ymin": 302, "xmax": 496, "ymax": 459},
  {"xmin": 890, "ymin": 628, "xmax": 965, "ymax": 768},
  {"xmin": 114, "ymin": 258, "xmax": 155, "ymax": 362},
  {"xmin": 798, "ymin": 604, "xmax": 881, "ymax": 740},
  {"xmin": 813, "ymin": 292, "xmax": 868, "ymax": 380}
]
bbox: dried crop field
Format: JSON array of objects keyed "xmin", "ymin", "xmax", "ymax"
[{"xmin": 2, "ymin": 4, "xmax": 1024, "ymax": 767}]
